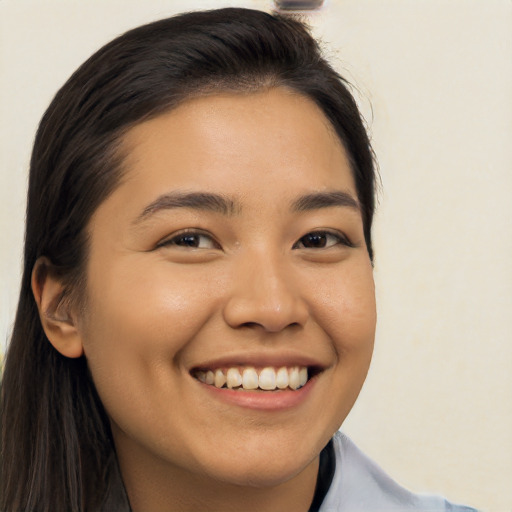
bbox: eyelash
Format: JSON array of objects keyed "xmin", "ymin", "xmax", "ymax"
[
  {"xmin": 292, "ymin": 230, "xmax": 354, "ymax": 250},
  {"xmin": 157, "ymin": 230, "xmax": 221, "ymax": 250},
  {"xmin": 157, "ymin": 229, "xmax": 353, "ymax": 251}
]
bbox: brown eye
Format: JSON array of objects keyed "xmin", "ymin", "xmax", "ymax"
[
  {"xmin": 294, "ymin": 231, "xmax": 352, "ymax": 249},
  {"xmin": 158, "ymin": 231, "xmax": 220, "ymax": 250},
  {"xmin": 176, "ymin": 234, "xmax": 202, "ymax": 247},
  {"xmin": 300, "ymin": 232, "xmax": 328, "ymax": 248}
]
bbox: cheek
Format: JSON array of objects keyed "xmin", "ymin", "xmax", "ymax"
[
  {"xmin": 308, "ymin": 260, "xmax": 376, "ymax": 353},
  {"xmin": 296, "ymin": 258, "xmax": 375, "ymax": 433},
  {"xmin": 87, "ymin": 255, "xmax": 216, "ymax": 332},
  {"xmin": 80, "ymin": 257, "xmax": 221, "ymax": 394}
]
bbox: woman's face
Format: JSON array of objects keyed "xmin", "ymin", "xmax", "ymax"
[{"xmin": 80, "ymin": 88, "xmax": 376, "ymax": 488}]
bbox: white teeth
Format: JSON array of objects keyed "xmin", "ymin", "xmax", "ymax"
[
  {"xmin": 197, "ymin": 365, "xmax": 311, "ymax": 390},
  {"xmin": 214, "ymin": 369, "xmax": 226, "ymax": 388},
  {"xmin": 276, "ymin": 367, "xmax": 289, "ymax": 389},
  {"xmin": 259, "ymin": 367, "xmax": 277, "ymax": 390},
  {"xmin": 299, "ymin": 367, "xmax": 308, "ymax": 387},
  {"xmin": 289, "ymin": 367, "xmax": 300, "ymax": 390},
  {"xmin": 226, "ymin": 368, "xmax": 242, "ymax": 389},
  {"xmin": 242, "ymin": 368, "xmax": 259, "ymax": 390}
]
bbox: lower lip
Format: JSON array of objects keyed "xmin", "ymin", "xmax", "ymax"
[{"xmin": 195, "ymin": 376, "xmax": 318, "ymax": 411}]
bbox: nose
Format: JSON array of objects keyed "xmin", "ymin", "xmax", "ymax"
[{"xmin": 222, "ymin": 250, "xmax": 309, "ymax": 332}]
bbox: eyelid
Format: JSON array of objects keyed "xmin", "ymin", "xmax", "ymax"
[
  {"xmin": 156, "ymin": 228, "xmax": 221, "ymax": 250},
  {"xmin": 293, "ymin": 229, "xmax": 355, "ymax": 249}
]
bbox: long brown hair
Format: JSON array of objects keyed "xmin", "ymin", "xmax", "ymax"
[{"xmin": 1, "ymin": 8, "xmax": 376, "ymax": 511}]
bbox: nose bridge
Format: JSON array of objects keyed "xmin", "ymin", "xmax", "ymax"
[{"xmin": 223, "ymin": 246, "xmax": 308, "ymax": 332}]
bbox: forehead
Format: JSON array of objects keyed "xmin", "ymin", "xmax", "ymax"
[{"xmin": 109, "ymin": 88, "xmax": 357, "ymax": 219}]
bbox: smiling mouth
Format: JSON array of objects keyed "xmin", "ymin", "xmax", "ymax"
[{"xmin": 192, "ymin": 366, "xmax": 321, "ymax": 391}]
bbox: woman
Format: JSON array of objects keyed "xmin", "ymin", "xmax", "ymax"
[{"xmin": 0, "ymin": 7, "xmax": 477, "ymax": 512}]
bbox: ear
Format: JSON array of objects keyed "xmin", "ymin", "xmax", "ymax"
[{"xmin": 31, "ymin": 257, "xmax": 84, "ymax": 358}]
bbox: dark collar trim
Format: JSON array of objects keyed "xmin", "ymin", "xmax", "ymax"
[{"xmin": 308, "ymin": 438, "xmax": 336, "ymax": 512}]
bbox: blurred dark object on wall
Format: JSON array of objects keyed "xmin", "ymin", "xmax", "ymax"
[{"xmin": 275, "ymin": 0, "xmax": 324, "ymax": 11}]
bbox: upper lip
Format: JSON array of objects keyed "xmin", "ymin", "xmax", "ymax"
[{"xmin": 189, "ymin": 351, "xmax": 329, "ymax": 372}]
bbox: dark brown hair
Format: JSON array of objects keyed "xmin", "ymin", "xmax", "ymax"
[{"xmin": 1, "ymin": 7, "xmax": 376, "ymax": 511}]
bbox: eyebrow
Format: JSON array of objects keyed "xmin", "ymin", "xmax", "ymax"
[
  {"xmin": 291, "ymin": 191, "xmax": 360, "ymax": 212},
  {"xmin": 135, "ymin": 191, "xmax": 240, "ymax": 223},
  {"xmin": 134, "ymin": 189, "xmax": 359, "ymax": 224}
]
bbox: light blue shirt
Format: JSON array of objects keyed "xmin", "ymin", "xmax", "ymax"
[{"xmin": 320, "ymin": 432, "xmax": 479, "ymax": 511}]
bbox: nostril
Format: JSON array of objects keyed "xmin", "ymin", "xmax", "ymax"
[
  {"xmin": 237, "ymin": 320, "xmax": 303, "ymax": 331},
  {"xmin": 239, "ymin": 321, "xmax": 261, "ymax": 329}
]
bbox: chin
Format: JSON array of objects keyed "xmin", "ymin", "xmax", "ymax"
[
  {"xmin": 194, "ymin": 436, "xmax": 320, "ymax": 489},
  {"xmin": 211, "ymin": 458, "xmax": 312, "ymax": 489}
]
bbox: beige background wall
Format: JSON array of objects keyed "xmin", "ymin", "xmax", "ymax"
[{"xmin": 1, "ymin": 1, "xmax": 511, "ymax": 510}]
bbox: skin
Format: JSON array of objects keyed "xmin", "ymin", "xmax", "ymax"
[{"xmin": 35, "ymin": 87, "xmax": 376, "ymax": 511}]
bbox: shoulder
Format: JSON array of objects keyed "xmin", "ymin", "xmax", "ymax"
[{"xmin": 319, "ymin": 432, "xmax": 479, "ymax": 512}]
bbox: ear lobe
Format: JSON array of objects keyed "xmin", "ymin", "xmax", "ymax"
[{"xmin": 32, "ymin": 257, "xmax": 84, "ymax": 358}]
